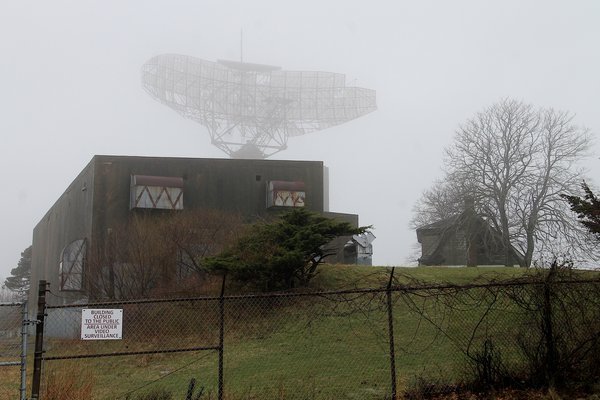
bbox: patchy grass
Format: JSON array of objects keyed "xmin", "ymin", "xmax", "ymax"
[
  {"xmin": 43, "ymin": 368, "xmax": 95, "ymax": 400},
  {"xmin": 312, "ymin": 264, "xmax": 532, "ymax": 289},
  {"xmin": 36, "ymin": 266, "xmax": 597, "ymax": 399},
  {"xmin": 0, "ymin": 363, "xmax": 21, "ymax": 400}
]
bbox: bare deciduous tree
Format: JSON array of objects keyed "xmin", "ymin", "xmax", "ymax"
[
  {"xmin": 410, "ymin": 179, "xmax": 464, "ymax": 231},
  {"xmin": 87, "ymin": 209, "xmax": 244, "ymax": 299},
  {"xmin": 413, "ymin": 99, "xmax": 591, "ymax": 267}
]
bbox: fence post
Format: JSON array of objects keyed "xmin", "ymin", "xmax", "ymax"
[
  {"xmin": 218, "ymin": 273, "xmax": 226, "ymax": 400},
  {"xmin": 31, "ymin": 280, "xmax": 48, "ymax": 400},
  {"xmin": 20, "ymin": 301, "xmax": 28, "ymax": 400},
  {"xmin": 386, "ymin": 267, "xmax": 397, "ymax": 399},
  {"xmin": 543, "ymin": 266, "xmax": 557, "ymax": 388}
]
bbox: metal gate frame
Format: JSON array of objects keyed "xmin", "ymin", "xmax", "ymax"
[{"xmin": 0, "ymin": 301, "xmax": 29, "ymax": 400}]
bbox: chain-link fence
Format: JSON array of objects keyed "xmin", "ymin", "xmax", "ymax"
[
  {"xmin": 0, "ymin": 302, "xmax": 28, "ymax": 400},
  {"xmin": 32, "ymin": 272, "xmax": 600, "ymax": 399}
]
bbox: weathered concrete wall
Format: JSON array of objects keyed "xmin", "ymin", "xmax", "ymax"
[
  {"xmin": 32, "ymin": 155, "xmax": 349, "ymax": 305},
  {"xmin": 30, "ymin": 159, "xmax": 95, "ymax": 307},
  {"xmin": 90, "ymin": 155, "xmax": 325, "ymax": 234},
  {"xmin": 89, "ymin": 155, "xmax": 328, "ymax": 283}
]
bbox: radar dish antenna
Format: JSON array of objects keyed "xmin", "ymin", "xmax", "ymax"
[{"xmin": 141, "ymin": 54, "xmax": 377, "ymax": 158}]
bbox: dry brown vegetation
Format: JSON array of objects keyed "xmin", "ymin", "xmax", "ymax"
[
  {"xmin": 86, "ymin": 209, "xmax": 245, "ymax": 300},
  {"xmin": 43, "ymin": 368, "xmax": 95, "ymax": 400}
]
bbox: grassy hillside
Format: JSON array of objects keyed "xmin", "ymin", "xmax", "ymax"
[
  {"xmin": 312, "ymin": 264, "xmax": 532, "ymax": 289},
  {"xmin": 35, "ymin": 265, "xmax": 564, "ymax": 400}
]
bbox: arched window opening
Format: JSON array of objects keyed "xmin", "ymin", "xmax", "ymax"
[{"xmin": 59, "ymin": 239, "xmax": 86, "ymax": 291}]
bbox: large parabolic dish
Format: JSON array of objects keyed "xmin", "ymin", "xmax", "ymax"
[{"xmin": 141, "ymin": 54, "xmax": 377, "ymax": 159}]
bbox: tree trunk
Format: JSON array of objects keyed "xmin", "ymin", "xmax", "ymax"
[
  {"xmin": 523, "ymin": 231, "xmax": 535, "ymax": 268},
  {"xmin": 498, "ymin": 205, "xmax": 513, "ymax": 267}
]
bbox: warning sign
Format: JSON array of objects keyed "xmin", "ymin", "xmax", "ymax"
[{"xmin": 81, "ymin": 309, "xmax": 123, "ymax": 340}]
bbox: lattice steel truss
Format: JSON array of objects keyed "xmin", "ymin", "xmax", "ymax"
[{"xmin": 141, "ymin": 54, "xmax": 377, "ymax": 158}]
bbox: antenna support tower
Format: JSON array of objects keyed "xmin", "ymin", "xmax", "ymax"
[{"xmin": 142, "ymin": 54, "xmax": 376, "ymax": 159}]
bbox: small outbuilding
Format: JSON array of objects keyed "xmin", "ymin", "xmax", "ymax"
[{"xmin": 416, "ymin": 201, "xmax": 523, "ymax": 267}]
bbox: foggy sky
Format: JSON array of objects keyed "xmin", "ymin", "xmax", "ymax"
[{"xmin": 1, "ymin": 0, "xmax": 599, "ymax": 281}]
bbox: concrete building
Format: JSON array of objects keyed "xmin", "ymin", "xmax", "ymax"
[{"xmin": 31, "ymin": 155, "xmax": 368, "ymax": 306}]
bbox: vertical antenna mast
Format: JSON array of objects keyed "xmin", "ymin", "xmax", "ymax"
[{"xmin": 240, "ymin": 29, "xmax": 243, "ymax": 63}]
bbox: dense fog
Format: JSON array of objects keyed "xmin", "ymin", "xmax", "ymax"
[{"xmin": 1, "ymin": 0, "xmax": 599, "ymax": 280}]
